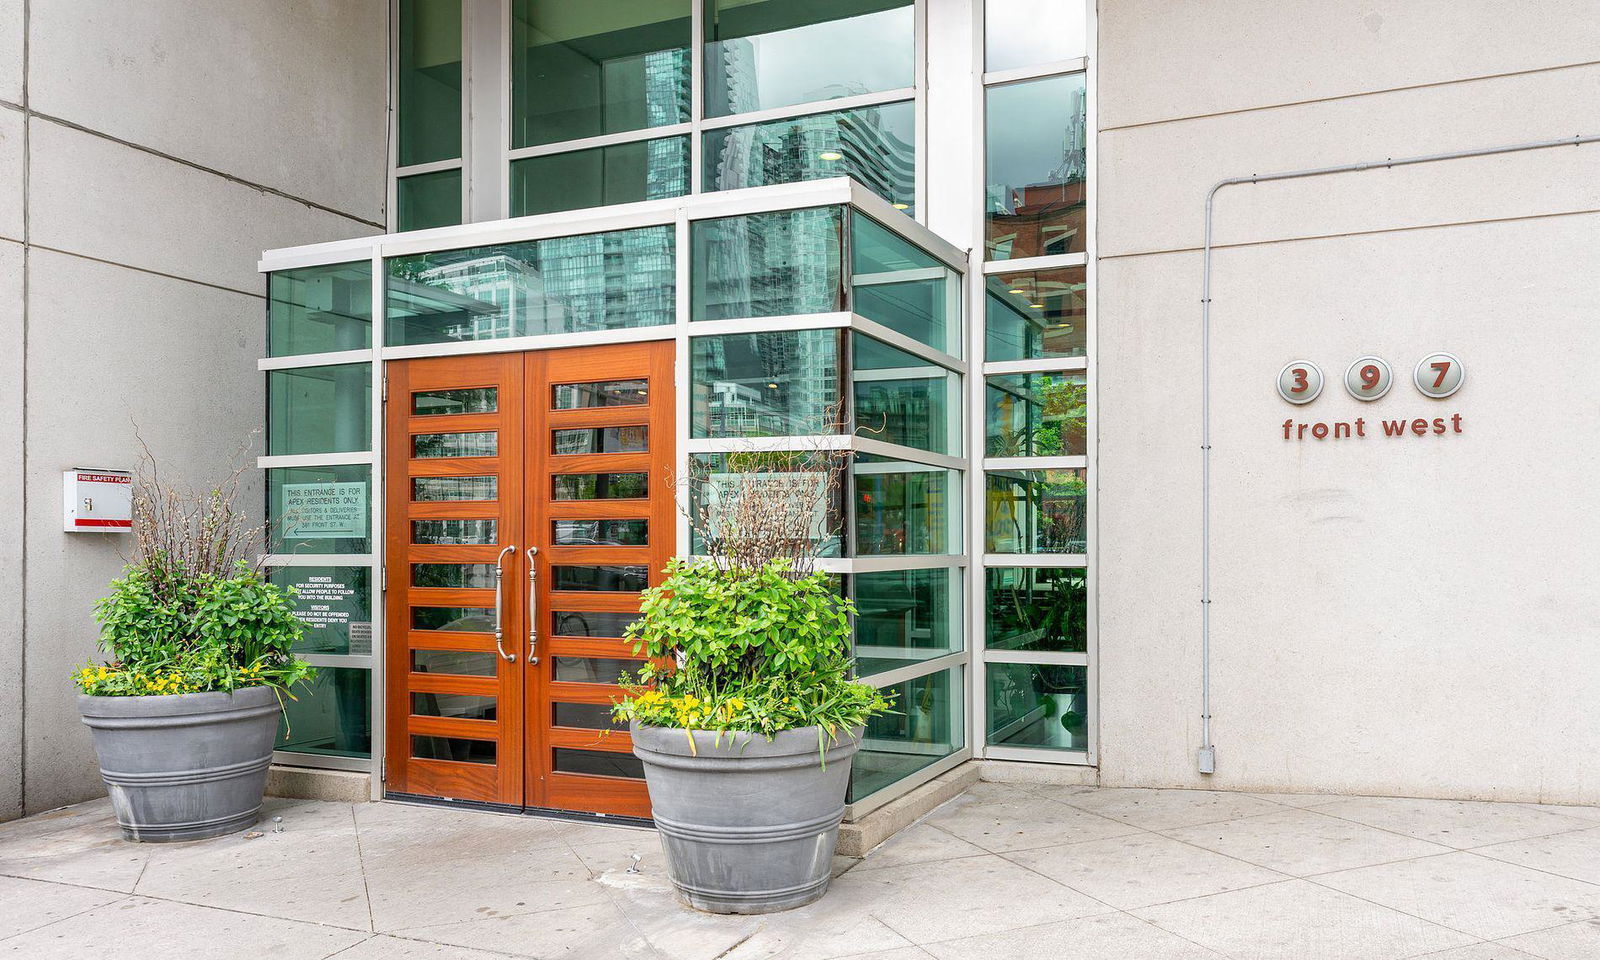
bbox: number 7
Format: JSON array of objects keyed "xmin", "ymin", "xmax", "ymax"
[{"xmin": 1430, "ymin": 361, "xmax": 1450, "ymax": 388}]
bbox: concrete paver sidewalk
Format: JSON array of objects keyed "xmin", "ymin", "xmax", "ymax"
[{"xmin": 3, "ymin": 782, "xmax": 1599, "ymax": 959}]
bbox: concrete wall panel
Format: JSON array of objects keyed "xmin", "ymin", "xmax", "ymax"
[
  {"xmin": 29, "ymin": 119, "xmax": 376, "ymax": 294},
  {"xmin": 0, "ymin": 105, "xmax": 21, "ymax": 242},
  {"xmin": 1097, "ymin": 0, "xmax": 1600, "ymax": 130},
  {"xmin": 21, "ymin": 250, "xmax": 264, "ymax": 813},
  {"xmin": 1096, "ymin": 213, "xmax": 1600, "ymax": 802},
  {"xmin": 0, "ymin": 239, "xmax": 22, "ymax": 821},
  {"xmin": 27, "ymin": 0, "xmax": 387, "ymax": 222},
  {"xmin": 1098, "ymin": 64, "xmax": 1600, "ymax": 259},
  {"xmin": 0, "ymin": 0, "xmax": 20, "ymax": 106}
]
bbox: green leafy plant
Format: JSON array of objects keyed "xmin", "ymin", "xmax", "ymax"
[
  {"xmin": 71, "ymin": 437, "xmax": 315, "ymax": 699},
  {"xmin": 612, "ymin": 559, "xmax": 890, "ymax": 749}
]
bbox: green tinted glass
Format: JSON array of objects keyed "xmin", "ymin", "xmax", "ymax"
[
  {"xmin": 267, "ymin": 567, "xmax": 373, "ymax": 656},
  {"xmin": 987, "ymin": 663, "xmax": 1087, "ymax": 750},
  {"xmin": 704, "ymin": 102, "xmax": 914, "ymax": 210},
  {"xmin": 851, "ymin": 215, "xmax": 958, "ymax": 356},
  {"xmin": 397, "ymin": 0, "xmax": 462, "ymax": 166},
  {"xmin": 852, "ymin": 334, "xmax": 960, "ymax": 456},
  {"xmin": 397, "ymin": 168, "xmax": 463, "ymax": 232},
  {"xmin": 387, "ymin": 227, "xmax": 674, "ymax": 345},
  {"xmin": 985, "ymin": 74, "xmax": 1087, "ymax": 260},
  {"xmin": 511, "ymin": 137, "xmax": 690, "ymax": 216},
  {"xmin": 551, "ymin": 520, "xmax": 648, "ymax": 547},
  {"xmin": 985, "ymin": 567, "xmax": 1087, "ymax": 654},
  {"xmin": 267, "ymin": 364, "xmax": 371, "ymax": 457},
  {"xmin": 704, "ymin": 0, "xmax": 912, "ymax": 117},
  {"xmin": 691, "ymin": 206, "xmax": 844, "ymax": 321},
  {"xmin": 278, "ymin": 667, "xmax": 372, "ymax": 759},
  {"xmin": 985, "ymin": 468, "xmax": 1086, "ymax": 554},
  {"xmin": 850, "ymin": 667, "xmax": 963, "ymax": 802},
  {"xmin": 511, "ymin": 0, "xmax": 690, "ymax": 147},
  {"xmin": 853, "ymin": 457, "xmax": 959, "ymax": 556},
  {"xmin": 552, "ymin": 472, "xmax": 648, "ymax": 500},
  {"xmin": 689, "ymin": 451, "xmax": 846, "ymax": 558},
  {"xmin": 691, "ymin": 330, "xmax": 843, "ymax": 438},
  {"xmin": 853, "ymin": 568, "xmax": 961, "ymax": 678},
  {"xmin": 266, "ymin": 263, "xmax": 372, "ymax": 357},
  {"xmin": 267, "ymin": 464, "xmax": 371, "ymax": 555},
  {"xmin": 985, "ymin": 372, "xmax": 1087, "ymax": 458},
  {"xmin": 985, "ymin": 269, "xmax": 1087, "ymax": 362}
]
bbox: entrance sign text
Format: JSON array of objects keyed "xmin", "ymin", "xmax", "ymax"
[{"xmin": 281, "ymin": 481, "xmax": 367, "ymax": 539}]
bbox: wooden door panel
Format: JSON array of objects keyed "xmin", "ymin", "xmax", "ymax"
[
  {"xmin": 524, "ymin": 341, "xmax": 673, "ymax": 818},
  {"xmin": 385, "ymin": 354, "xmax": 526, "ymax": 806}
]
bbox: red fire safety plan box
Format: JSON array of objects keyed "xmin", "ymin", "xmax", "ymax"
[{"xmin": 62, "ymin": 468, "xmax": 132, "ymax": 532}]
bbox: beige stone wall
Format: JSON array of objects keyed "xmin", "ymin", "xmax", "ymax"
[{"xmin": 1094, "ymin": 0, "xmax": 1600, "ymax": 801}]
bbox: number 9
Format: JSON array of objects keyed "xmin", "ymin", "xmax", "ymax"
[{"xmin": 1344, "ymin": 356, "xmax": 1392, "ymax": 401}]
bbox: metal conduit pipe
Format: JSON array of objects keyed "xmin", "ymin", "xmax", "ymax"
[{"xmin": 1197, "ymin": 132, "xmax": 1599, "ymax": 775}]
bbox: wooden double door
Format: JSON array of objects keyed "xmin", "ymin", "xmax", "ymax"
[{"xmin": 383, "ymin": 342, "xmax": 673, "ymax": 817}]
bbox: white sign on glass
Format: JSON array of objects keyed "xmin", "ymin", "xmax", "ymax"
[{"xmin": 281, "ymin": 481, "xmax": 367, "ymax": 539}]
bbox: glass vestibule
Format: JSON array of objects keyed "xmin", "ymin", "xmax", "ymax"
[{"xmin": 260, "ymin": 179, "xmax": 971, "ymax": 814}]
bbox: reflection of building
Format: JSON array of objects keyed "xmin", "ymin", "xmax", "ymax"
[
  {"xmin": 708, "ymin": 40, "xmax": 913, "ymax": 206},
  {"xmin": 416, "ymin": 254, "xmax": 532, "ymax": 341},
  {"xmin": 711, "ymin": 101, "xmax": 915, "ymax": 205},
  {"xmin": 985, "ymin": 83, "xmax": 1088, "ymax": 257},
  {"xmin": 699, "ymin": 329, "xmax": 841, "ymax": 437},
  {"xmin": 399, "ymin": 228, "xmax": 677, "ymax": 341}
]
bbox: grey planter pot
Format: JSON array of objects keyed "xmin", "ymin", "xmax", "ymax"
[
  {"xmin": 631, "ymin": 721, "xmax": 863, "ymax": 914},
  {"xmin": 78, "ymin": 686, "xmax": 281, "ymax": 843}
]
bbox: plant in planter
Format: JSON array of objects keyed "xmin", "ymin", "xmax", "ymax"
[
  {"xmin": 72, "ymin": 445, "xmax": 314, "ymax": 842},
  {"xmin": 613, "ymin": 443, "xmax": 891, "ymax": 914}
]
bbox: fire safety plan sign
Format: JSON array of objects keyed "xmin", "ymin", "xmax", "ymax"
[{"xmin": 62, "ymin": 469, "xmax": 132, "ymax": 532}]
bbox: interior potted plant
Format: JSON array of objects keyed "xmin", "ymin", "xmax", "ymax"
[
  {"xmin": 613, "ymin": 446, "xmax": 891, "ymax": 914},
  {"xmin": 72, "ymin": 444, "xmax": 314, "ymax": 842}
]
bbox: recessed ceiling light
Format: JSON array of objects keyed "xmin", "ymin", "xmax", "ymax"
[
  {"xmin": 1007, "ymin": 287, "xmax": 1026, "ymax": 294},
  {"xmin": 767, "ymin": 382, "xmax": 779, "ymax": 389},
  {"xmin": 818, "ymin": 151, "xmax": 843, "ymax": 161},
  {"xmin": 1028, "ymin": 303, "xmax": 1045, "ymax": 309},
  {"xmin": 891, "ymin": 202, "xmax": 909, "ymax": 210}
]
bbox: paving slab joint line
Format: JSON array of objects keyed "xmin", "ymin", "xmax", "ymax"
[
  {"xmin": 1296, "ymin": 869, "xmax": 1503, "ymax": 944},
  {"xmin": 1288, "ymin": 799, "xmax": 1600, "ymax": 853},
  {"xmin": 0, "ymin": 890, "xmax": 133, "ymax": 944},
  {"xmin": 348, "ymin": 803, "xmax": 377, "ymax": 934}
]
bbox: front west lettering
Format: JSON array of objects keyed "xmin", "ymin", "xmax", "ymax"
[{"xmin": 1281, "ymin": 413, "xmax": 1463, "ymax": 441}]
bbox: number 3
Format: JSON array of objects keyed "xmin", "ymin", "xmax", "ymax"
[{"xmin": 1290, "ymin": 368, "xmax": 1309, "ymax": 393}]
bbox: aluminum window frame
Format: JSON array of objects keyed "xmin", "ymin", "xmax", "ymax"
[
  {"xmin": 388, "ymin": 0, "xmax": 929, "ymax": 226},
  {"xmin": 968, "ymin": 0, "xmax": 1097, "ymax": 767}
]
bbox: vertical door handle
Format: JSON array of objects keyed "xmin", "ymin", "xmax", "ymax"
[
  {"xmin": 525, "ymin": 546, "xmax": 540, "ymax": 665},
  {"xmin": 493, "ymin": 545, "xmax": 517, "ymax": 662}
]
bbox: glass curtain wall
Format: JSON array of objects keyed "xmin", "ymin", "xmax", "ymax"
[
  {"xmin": 262, "ymin": 263, "xmax": 379, "ymax": 764},
  {"xmin": 395, "ymin": 0, "xmax": 920, "ymax": 224},
  {"xmin": 977, "ymin": 0, "xmax": 1093, "ymax": 761},
  {"xmin": 689, "ymin": 204, "xmax": 968, "ymax": 808},
  {"xmin": 395, "ymin": 0, "xmax": 465, "ymax": 230}
]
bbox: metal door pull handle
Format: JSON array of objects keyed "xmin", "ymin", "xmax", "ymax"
[
  {"xmin": 493, "ymin": 545, "xmax": 517, "ymax": 662},
  {"xmin": 525, "ymin": 546, "xmax": 540, "ymax": 665}
]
